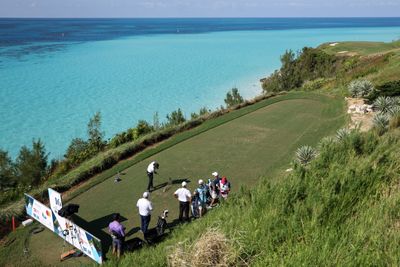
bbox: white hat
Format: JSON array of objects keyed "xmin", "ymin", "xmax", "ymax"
[
  {"xmin": 182, "ymin": 181, "xmax": 187, "ymax": 187},
  {"xmin": 212, "ymin": 172, "xmax": 218, "ymax": 177},
  {"xmin": 198, "ymin": 179, "xmax": 204, "ymax": 185},
  {"xmin": 143, "ymin": 192, "xmax": 149, "ymax": 198}
]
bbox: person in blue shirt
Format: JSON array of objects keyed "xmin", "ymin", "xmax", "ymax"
[{"xmin": 196, "ymin": 179, "xmax": 208, "ymax": 217}]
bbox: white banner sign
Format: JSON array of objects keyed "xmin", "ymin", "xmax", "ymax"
[{"xmin": 24, "ymin": 190, "xmax": 103, "ymax": 264}]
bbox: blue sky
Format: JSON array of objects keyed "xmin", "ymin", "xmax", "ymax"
[{"xmin": 1, "ymin": 0, "xmax": 399, "ymax": 18}]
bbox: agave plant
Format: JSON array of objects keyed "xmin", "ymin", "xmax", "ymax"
[
  {"xmin": 296, "ymin": 145, "xmax": 317, "ymax": 165},
  {"xmin": 388, "ymin": 105, "xmax": 400, "ymax": 117},
  {"xmin": 336, "ymin": 128, "xmax": 350, "ymax": 141},
  {"xmin": 348, "ymin": 79, "xmax": 374, "ymax": 98},
  {"xmin": 373, "ymin": 113, "xmax": 389, "ymax": 135},
  {"xmin": 391, "ymin": 96, "xmax": 400, "ymax": 107},
  {"xmin": 374, "ymin": 96, "xmax": 394, "ymax": 114}
]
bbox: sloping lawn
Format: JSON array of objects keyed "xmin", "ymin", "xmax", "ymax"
[{"xmin": 6, "ymin": 93, "xmax": 345, "ymax": 266}]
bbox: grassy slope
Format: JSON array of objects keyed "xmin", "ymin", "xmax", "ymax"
[
  {"xmin": 321, "ymin": 40, "xmax": 400, "ymax": 86},
  {"xmin": 112, "ymin": 129, "xmax": 400, "ymax": 267},
  {"xmin": 0, "ymin": 92, "xmax": 345, "ymax": 266},
  {"xmin": 320, "ymin": 40, "xmax": 400, "ymax": 56}
]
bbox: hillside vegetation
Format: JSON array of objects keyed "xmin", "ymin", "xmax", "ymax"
[
  {"xmin": 2, "ymin": 40, "xmax": 400, "ymax": 267},
  {"xmin": 104, "ymin": 127, "xmax": 400, "ymax": 267}
]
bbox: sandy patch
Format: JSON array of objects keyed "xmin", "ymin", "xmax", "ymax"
[
  {"xmin": 330, "ymin": 42, "xmax": 339, "ymax": 46},
  {"xmin": 346, "ymin": 97, "xmax": 375, "ymax": 132}
]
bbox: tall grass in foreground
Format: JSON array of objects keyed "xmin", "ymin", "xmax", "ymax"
[{"xmin": 107, "ymin": 129, "xmax": 400, "ymax": 266}]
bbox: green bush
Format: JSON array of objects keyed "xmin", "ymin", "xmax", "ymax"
[
  {"xmin": 302, "ymin": 78, "xmax": 327, "ymax": 91},
  {"xmin": 166, "ymin": 108, "xmax": 186, "ymax": 126},
  {"xmin": 368, "ymin": 80, "xmax": 400, "ymax": 101},
  {"xmin": 262, "ymin": 47, "xmax": 341, "ymax": 93},
  {"xmin": 224, "ymin": 87, "xmax": 244, "ymax": 107},
  {"xmin": 106, "ymin": 125, "xmax": 400, "ymax": 266}
]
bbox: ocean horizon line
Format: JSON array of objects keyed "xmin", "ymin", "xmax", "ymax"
[{"xmin": 1, "ymin": 16, "xmax": 400, "ymax": 20}]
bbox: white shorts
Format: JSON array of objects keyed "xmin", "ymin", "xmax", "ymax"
[{"xmin": 211, "ymin": 191, "xmax": 218, "ymax": 199}]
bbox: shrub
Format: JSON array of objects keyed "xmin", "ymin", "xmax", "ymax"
[
  {"xmin": 372, "ymin": 113, "xmax": 389, "ymax": 135},
  {"xmin": 368, "ymin": 80, "xmax": 400, "ymax": 101},
  {"xmin": 302, "ymin": 78, "xmax": 327, "ymax": 91},
  {"xmin": 15, "ymin": 139, "xmax": 48, "ymax": 186},
  {"xmin": 166, "ymin": 108, "xmax": 186, "ymax": 127},
  {"xmin": 0, "ymin": 150, "xmax": 16, "ymax": 191},
  {"xmin": 295, "ymin": 145, "xmax": 317, "ymax": 165},
  {"xmin": 136, "ymin": 120, "xmax": 154, "ymax": 137},
  {"xmin": 348, "ymin": 79, "xmax": 374, "ymax": 98},
  {"xmin": 224, "ymin": 88, "xmax": 244, "ymax": 108}
]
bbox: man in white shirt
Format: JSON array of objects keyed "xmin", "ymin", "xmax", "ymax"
[
  {"xmin": 136, "ymin": 192, "xmax": 153, "ymax": 236},
  {"xmin": 174, "ymin": 181, "xmax": 192, "ymax": 222},
  {"xmin": 146, "ymin": 161, "xmax": 159, "ymax": 191}
]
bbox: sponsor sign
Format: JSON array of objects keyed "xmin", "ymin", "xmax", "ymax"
[{"xmin": 24, "ymin": 190, "xmax": 103, "ymax": 264}]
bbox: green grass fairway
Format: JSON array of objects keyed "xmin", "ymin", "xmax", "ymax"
[
  {"xmin": 320, "ymin": 40, "xmax": 400, "ymax": 56},
  {"xmin": 20, "ymin": 93, "xmax": 345, "ymax": 266}
]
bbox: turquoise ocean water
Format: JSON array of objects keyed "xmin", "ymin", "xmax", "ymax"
[{"xmin": 1, "ymin": 20, "xmax": 400, "ymax": 158}]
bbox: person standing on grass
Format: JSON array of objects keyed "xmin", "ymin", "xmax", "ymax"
[
  {"xmin": 174, "ymin": 181, "xmax": 191, "ymax": 222},
  {"xmin": 136, "ymin": 192, "xmax": 153, "ymax": 236},
  {"xmin": 196, "ymin": 179, "xmax": 208, "ymax": 217},
  {"xmin": 108, "ymin": 213, "xmax": 125, "ymax": 259},
  {"xmin": 146, "ymin": 161, "xmax": 159, "ymax": 191},
  {"xmin": 219, "ymin": 176, "xmax": 231, "ymax": 199},
  {"xmin": 209, "ymin": 171, "xmax": 221, "ymax": 207}
]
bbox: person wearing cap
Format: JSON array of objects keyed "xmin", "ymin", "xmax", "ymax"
[
  {"xmin": 209, "ymin": 172, "xmax": 221, "ymax": 207},
  {"xmin": 136, "ymin": 192, "xmax": 153, "ymax": 236},
  {"xmin": 108, "ymin": 213, "xmax": 125, "ymax": 258},
  {"xmin": 146, "ymin": 161, "xmax": 159, "ymax": 191},
  {"xmin": 219, "ymin": 176, "xmax": 231, "ymax": 199},
  {"xmin": 196, "ymin": 179, "xmax": 208, "ymax": 217},
  {"xmin": 174, "ymin": 181, "xmax": 192, "ymax": 222}
]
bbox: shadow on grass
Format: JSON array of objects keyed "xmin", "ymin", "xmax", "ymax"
[
  {"xmin": 126, "ymin": 226, "xmax": 140, "ymax": 237},
  {"xmin": 71, "ymin": 213, "xmax": 128, "ymax": 258},
  {"xmin": 150, "ymin": 178, "xmax": 190, "ymax": 193}
]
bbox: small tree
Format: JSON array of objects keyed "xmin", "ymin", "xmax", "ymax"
[
  {"xmin": 87, "ymin": 112, "xmax": 105, "ymax": 152},
  {"xmin": 153, "ymin": 112, "xmax": 161, "ymax": 130},
  {"xmin": 64, "ymin": 138, "xmax": 90, "ymax": 167},
  {"xmin": 15, "ymin": 139, "xmax": 48, "ymax": 186},
  {"xmin": 0, "ymin": 149, "xmax": 16, "ymax": 190},
  {"xmin": 136, "ymin": 120, "xmax": 154, "ymax": 137},
  {"xmin": 166, "ymin": 108, "xmax": 186, "ymax": 126},
  {"xmin": 224, "ymin": 88, "xmax": 244, "ymax": 108}
]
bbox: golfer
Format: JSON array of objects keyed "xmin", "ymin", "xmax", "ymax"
[
  {"xmin": 108, "ymin": 213, "xmax": 125, "ymax": 258},
  {"xmin": 136, "ymin": 192, "xmax": 153, "ymax": 236},
  {"xmin": 146, "ymin": 161, "xmax": 159, "ymax": 191},
  {"xmin": 174, "ymin": 181, "xmax": 191, "ymax": 222}
]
